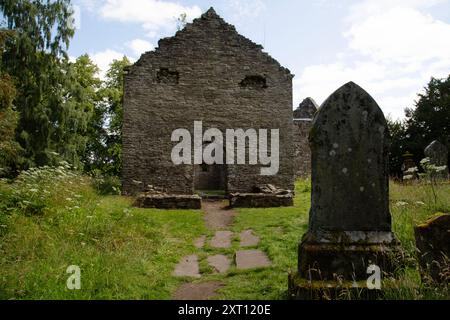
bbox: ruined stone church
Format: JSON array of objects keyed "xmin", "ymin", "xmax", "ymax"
[{"xmin": 122, "ymin": 7, "xmax": 303, "ymax": 196}]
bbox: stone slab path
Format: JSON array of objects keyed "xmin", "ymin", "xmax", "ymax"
[
  {"xmin": 207, "ymin": 254, "xmax": 231, "ymax": 274},
  {"xmin": 172, "ymin": 255, "xmax": 201, "ymax": 278},
  {"xmin": 172, "ymin": 281, "xmax": 224, "ymax": 300},
  {"xmin": 172, "ymin": 200, "xmax": 272, "ymax": 300},
  {"xmin": 210, "ymin": 230, "xmax": 233, "ymax": 248},
  {"xmin": 194, "ymin": 235, "xmax": 206, "ymax": 249},
  {"xmin": 235, "ymin": 249, "xmax": 272, "ymax": 270},
  {"xmin": 240, "ymin": 229, "xmax": 260, "ymax": 247},
  {"xmin": 203, "ymin": 201, "xmax": 235, "ymax": 230}
]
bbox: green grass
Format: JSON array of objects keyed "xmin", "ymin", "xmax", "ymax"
[
  {"xmin": 213, "ymin": 180, "xmax": 310, "ymax": 300},
  {"xmin": 0, "ymin": 171, "xmax": 449, "ymax": 300},
  {"xmin": 390, "ymin": 181, "xmax": 450, "ymax": 255},
  {"xmin": 0, "ymin": 169, "xmax": 206, "ymax": 299}
]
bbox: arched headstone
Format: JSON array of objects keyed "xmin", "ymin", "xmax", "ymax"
[{"xmin": 289, "ymin": 83, "xmax": 402, "ymax": 298}]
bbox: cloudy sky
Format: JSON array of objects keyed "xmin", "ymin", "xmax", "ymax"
[{"xmin": 70, "ymin": 0, "xmax": 450, "ymax": 120}]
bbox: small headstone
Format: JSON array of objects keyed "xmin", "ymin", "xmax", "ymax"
[
  {"xmin": 401, "ymin": 151, "xmax": 418, "ymax": 180},
  {"xmin": 173, "ymin": 255, "xmax": 201, "ymax": 278},
  {"xmin": 424, "ymin": 140, "xmax": 449, "ymax": 179},
  {"xmin": 207, "ymin": 255, "xmax": 231, "ymax": 274},
  {"xmin": 294, "ymin": 97, "xmax": 318, "ymax": 119},
  {"xmin": 239, "ymin": 229, "xmax": 260, "ymax": 247},
  {"xmin": 414, "ymin": 213, "xmax": 450, "ymax": 283},
  {"xmin": 235, "ymin": 250, "xmax": 271, "ymax": 270},
  {"xmin": 210, "ymin": 231, "xmax": 233, "ymax": 248},
  {"xmin": 290, "ymin": 82, "xmax": 401, "ymax": 290}
]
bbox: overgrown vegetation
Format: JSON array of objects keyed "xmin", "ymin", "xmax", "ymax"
[
  {"xmin": 0, "ymin": 174, "xmax": 448, "ymax": 299},
  {"xmin": 0, "ymin": 0, "xmax": 130, "ymax": 179},
  {"xmin": 0, "ymin": 166, "xmax": 206, "ymax": 299}
]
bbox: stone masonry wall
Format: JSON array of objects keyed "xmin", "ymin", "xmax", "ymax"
[
  {"xmin": 122, "ymin": 8, "xmax": 295, "ymax": 195},
  {"xmin": 293, "ymin": 119, "xmax": 313, "ymax": 178}
]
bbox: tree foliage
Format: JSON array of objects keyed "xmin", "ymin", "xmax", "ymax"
[
  {"xmin": 1, "ymin": 0, "xmax": 131, "ymax": 178},
  {"xmin": 388, "ymin": 75, "xmax": 450, "ymax": 176},
  {"xmin": 1, "ymin": 0, "xmax": 78, "ymax": 168},
  {"xmin": 0, "ymin": 29, "xmax": 23, "ymax": 177},
  {"xmin": 85, "ymin": 57, "xmax": 131, "ymax": 176},
  {"xmin": 387, "ymin": 117, "xmax": 408, "ymax": 178},
  {"xmin": 405, "ymin": 76, "xmax": 450, "ymax": 160}
]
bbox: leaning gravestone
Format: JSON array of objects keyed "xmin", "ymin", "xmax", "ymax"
[
  {"xmin": 289, "ymin": 82, "xmax": 402, "ymax": 299},
  {"xmin": 424, "ymin": 140, "xmax": 449, "ymax": 179}
]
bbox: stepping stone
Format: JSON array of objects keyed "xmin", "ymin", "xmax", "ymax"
[
  {"xmin": 173, "ymin": 281, "xmax": 224, "ymax": 300},
  {"xmin": 194, "ymin": 235, "xmax": 206, "ymax": 249},
  {"xmin": 203, "ymin": 201, "xmax": 236, "ymax": 230},
  {"xmin": 173, "ymin": 255, "xmax": 200, "ymax": 278},
  {"xmin": 207, "ymin": 254, "xmax": 231, "ymax": 274},
  {"xmin": 210, "ymin": 231, "xmax": 233, "ymax": 248},
  {"xmin": 235, "ymin": 250, "xmax": 271, "ymax": 270},
  {"xmin": 239, "ymin": 229, "xmax": 260, "ymax": 247}
]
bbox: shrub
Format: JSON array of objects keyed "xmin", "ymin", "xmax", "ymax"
[
  {"xmin": 90, "ymin": 170, "xmax": 121, "ymax": 195},
  {"xmin": 0, "ymin": 162, "xmax": 92, "ymax": 218}
]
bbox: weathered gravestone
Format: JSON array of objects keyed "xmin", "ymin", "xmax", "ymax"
[
  {"xmin": 424, "ymin": 140, "xmax": 449, "ymax": 179},
  {"xmin": 402, "ymin": 151, "xmax": 418, "ymax": 180},
  {"xmin": 289, "ymin": 82, "xmax": 402, "ymax": 299},
  {"xmin": 414, "ymin": 213, "xmax": 450, "ymax": 283}
]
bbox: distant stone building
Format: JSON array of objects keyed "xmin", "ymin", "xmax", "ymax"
[
  {"xmin": 294, "ymin": 97, "xmax": 318, "ymax": 119},
  {"xmin": 122, "ymin": 8, "xmax": 295, "ymax": 196},
  {"xmin": 293, "ymin": 98, "xmax": 318, "ymax": 177}
]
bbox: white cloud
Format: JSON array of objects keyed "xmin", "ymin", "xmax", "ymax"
[
  {"xmin": 296, "ymin": 0, "xmax": 450, "ymax": 120},
  {"xmin": 128, "ymin": 39, "xmax": 154, "ymax": 57},
  {"xmin": 346, "ymin": 7, "xmax": 450, "ymax": 64},
  {"xmin": 294, "ymin": 61, "xmax": 423, "ymax": 119},
  {"xmin": 90, "ymin": 49, "xmax": 129, "ymax": 79},
  {"xmin": 227, "ymin": 0, "xmax": 266, "ymax": 21},
  {"xmin": 347, "ymin": 0, "xmax": 447, "ymax": 23},
  {"xmin": 98, "ymin": 0, "xmax": 202, "ymax": 37}
]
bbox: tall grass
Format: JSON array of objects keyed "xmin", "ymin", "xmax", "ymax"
[
  {"xmin": 385, "ymin": 180, "xmax": 450, "ymax": 299},
  {"xmin": 0, "ymin": 165, "xmax": 206, "ymax": 299},
  {"xmin": 0, "ymin": 170, "xmax": 448, "ymax": 300}
]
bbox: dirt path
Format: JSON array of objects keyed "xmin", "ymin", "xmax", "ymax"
[
  {"xmin": 172, "ymin": 200, "xmax": 271, "ymax": 300},
  {"xmin": 202, "ymin": 200, "xmax": 235, "ymax": 230}
]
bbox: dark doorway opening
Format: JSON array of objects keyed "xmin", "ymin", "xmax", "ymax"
[
  {"xmin": 194, "ymin": 163, "xmax": 227, "ymax": 194},
  {"xmin": 194, "ymin": 142, "xmax": 227, "ymax": 196}
]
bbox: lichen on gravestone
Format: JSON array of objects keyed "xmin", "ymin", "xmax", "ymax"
[
  {"xmin": 293, "ymin": 82, "xmax": 402, "ymax": 284},
  {"xmin": 308, "ymin": 81, "xmax": 391, "ymax": 232}
]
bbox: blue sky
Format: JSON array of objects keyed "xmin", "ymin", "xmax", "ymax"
[{"xmin": 70, "ymin": 0, "xmax": 450, "ymax": 119}]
